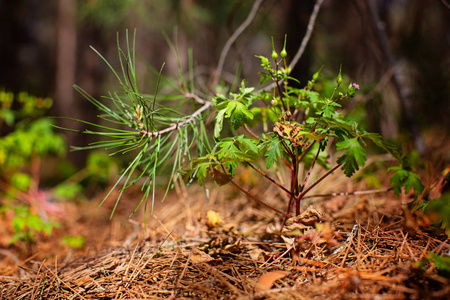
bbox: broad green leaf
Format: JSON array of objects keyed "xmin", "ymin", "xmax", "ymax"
[
  {"xmin": 388, "ymin": 166, "xmax": 424, "ymax": 200},
  {"xmin": 363, "ymin": 133, "xmax": 402, "ymax": 161},
  {"xmin": 263, "ymin": 135, "xmax": 283, "ymax": 169},
  {"xmin": 214, "ymin": 109, "xmax": 226, "ymax": 140},
  {"xmin": 336, "ymin": 138, "xmax": 367, "ymax": 177}
]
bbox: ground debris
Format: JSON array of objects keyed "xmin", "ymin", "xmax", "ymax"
[
  {"xmin": 1, "ymin": 182, "xmax": 449, "ymax": 299},
  {"xmin": 2, "ymin": 218, "xmax": 449, "ymax": 299}
]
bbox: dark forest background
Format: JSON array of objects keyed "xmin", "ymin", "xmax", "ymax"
[{"xmin": 1, "ymin": 0, "xmax": 449, "ymax": 166}]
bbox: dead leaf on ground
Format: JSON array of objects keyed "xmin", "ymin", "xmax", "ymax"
[
  {"xmin": 255, "ymin": 270, "xmax": 290, "ymax": 292},
  {"xmin": 248, "ymin": 247, "xmax": 270, "ymax": 262},
  {"xmin": 190, "ymin": 248, "xmax": 223, "ymax": 265},
  {"xmin": 281, "ymin": 205, "xmax": 323, "ymax": 248}
]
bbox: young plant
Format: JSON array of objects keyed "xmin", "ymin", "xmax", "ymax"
[
  {"xmin": 184, "ymin": 40, "xmax": 404, "ymax": 219},
  {"xmin": 0, "ymin": 90, "xmax": 66, "ymax": 249},
  {"xmin": 2, "ymin": 204, "xmax": 60, "ymax": 254},
  {"xmin": 68, "ymin": 32, "xmax": 420, "ymax": 223}
]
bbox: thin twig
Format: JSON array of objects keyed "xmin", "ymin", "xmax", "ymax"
[
  {"xmin": 440, "ymin": 0, "xmax": 450, "ymax": 9},
  {"xmin": 301, "ymin": 187, "xmax": 392, "ymax": 199},
  {"xmin": 42, "ymin": 265, "xmax": 87, "ymax": 300},
  {"xmin": 366, "ymin": 0, "xmax": 426, "ymax": 154},
  {"xmin": 288, "ymin": 0, "xmax": 325, "ymax": 72},
  {"xmin": 140, "ymin": 98, "xmax": 212, "ymax": 138},
  {"xmin": 296, "ymin": 142, "xmax": 321, "ymax": 215},
  {"xmin": 213, "ymin": 0, "xmax": 264, "ymax": 87}
]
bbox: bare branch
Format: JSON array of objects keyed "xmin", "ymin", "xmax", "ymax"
[
  {"xmin": 257, "ymin": 0, "xmax": 325, "ymax": 93},
  {"xmin": 440, "ymin": 0, "xmax": 450, "ymax": 9},
  {"xmin": 302, "ymin": 187, "xmax": 392, "ymax": 199},
  {"xmin": 212, "ymin": 0, "xmax": 264, "ymax": 87},
  {"xmin": 288, "ymin": 0, "xmax": 325, "ymax": 71},
  {"xmin": 140, "ymin": 93, "xmax": 212, "ymax": 138},
  {"xmin": 366, "ymin": 0, "xmax": 426, "ymax": 154}
]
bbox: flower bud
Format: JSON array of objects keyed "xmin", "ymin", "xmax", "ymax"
[
  {"xmin": 337, "ymin": 74, "xmax": 342, "ymax": 85},
  {"xmin": 271, "ymin": 50, "xmax": 278, "ymax": 61},
  {"xmin": 281, "ymin": 34, "xmax": 288, "ymax": 58},
  {"xmin": 336, "ymin": 65, "xmax": 343, "ymax": 85}
]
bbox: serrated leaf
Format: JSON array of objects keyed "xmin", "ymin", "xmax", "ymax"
[
  {"xmin": 301, "ymin": 90, "xmax": 320, "ymax": 103},
  {"xmin": 363, "ymin": 133, "xmax": 402, "ymax": 161},
  {"xmin": 239, "ymin": 80, "xmax": 255, "ymax": 96},
  {"xmin": 214, "ymin": 109, "xmax": 226, "ymax": 140},
  {"xmin": 264, "ymin": 135, "xmax": 283, "ymax": 169},
  {"xmin": 388, "ymin": 166, "xmax": 424, "ymax": 200},
  {"xmin": 259, "ymin": 72, "xmax": 272, "ymax": 85},
  {"xmin": 322, "ymin": 105, "xmax": 336, "ymax": 118},
  {"xmin": 336, "ymin": 138, "xmax": 367, "ymax": 177},
  {"xmin": 212, "ymin": 94, "xmax": 228, "ymax": 106},
  {"xmin": 228, "ymin": 102, "xmax": 253, "ymax": 130},
  {"xmin": 317, "ymin": 117, "xmax": 354, "ymax": 137}
]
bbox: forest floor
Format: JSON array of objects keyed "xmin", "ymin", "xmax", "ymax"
[{"xmin": 1, "ymin": 150, "xmax": 449, "ymax": 299}]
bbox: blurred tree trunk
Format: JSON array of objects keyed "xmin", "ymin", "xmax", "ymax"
[
  {"xmin": 54, "ymin": 0, "xmax": 79, "ymax": 162},
  {"xmin": 282, "ymin": 0, "xmax": 315, "ymax": 85}
]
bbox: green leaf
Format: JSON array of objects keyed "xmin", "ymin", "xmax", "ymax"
[
  {"xmin": 26, "ymin": 214, "xmax": 43, "ymax": 231},
  {"xmin": 235, "ymin": 135, "xmax": 259, "ymax": 154},
  {"xmin": 214, "ymin": 109, "xmax": 227, "ymax": 140},
  {"xmin": 322, "ymin": 105, "xmax": 337, "ymax": 118},
  {"xmin": 362, "ymin": 133, "xmax": 402, "ymax": 161},
  {"xmin": 263, "ymin": 134, "xmax": 283, "ymax": 169},
  {"xmin": 336, "ymin": 138, "xmax": 367, "ymax": 177},
  {"xmin": 428, "ymin": 252, "xmax": 450, "ymax": 278},
  {"xmin": 238, "ymin": 80, "xmax": 255, "ymax": 97},
  {"xmin": 425, "ymin": 193, "xmax": 450, "ymax": 237},
  {"xmin": 317, "ymin": 117, "xmax": 355, "ymax": 137},
  {"xmin": 0, "ymin": 109, "xmax": 15, "ymax": 126},
  {"xmin": 259, "ymin": 72, "xmax": 272, "ymax": 85},
  {"xmin": 212, "ymin": 94, "xmax": 228, "ymax": 106},
  {"xmin": 10, "ymin": 172, "xmax": 32, "ymax": 192},
  {"xmin": 255, "ymin": 55, "xmax": 272, "ymax": 71},
  {"xmin": 12, "ymin": 215, "xmax": 26, "ymax": 233},
  {"xmin": 62, "ymin": 235, "xmax": 85, "ymax": 249},
  {"xmin": 299, "ymin": 90, "xmax": 320, "ymax": 104},
  {"xmin": 388, "ymin": 166, "xmax": 424, "ymax": 200},
  {"xmin": 54, "ymin": 183, "xmax": 83, "ymax": 201}
]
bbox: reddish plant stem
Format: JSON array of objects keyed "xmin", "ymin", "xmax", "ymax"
[
  {"xmin": 279, "ymin": 137, "xmax": 294, "ymax": 158},
  {"xmin": 229, "ymin": 179, "xmax": 292, "ymax": 218},
  {"xmin": 285, "ymin": 158, "xmax": 297, "ymax": 218},
  {"xmin": 297, "ymin": 163, "xmax": 342, "ymax": 200},
  {"xmin": 281, "ymin": 157, "xmax": 293, "ymax": 171},
  {"xmin": 296, "ymin": 143, "xmax": 321, "ymax": 215},
  {"xmin": 246, "ymin": 162, "xmax": 292, "ymax": 197},
  {"xmin": 292, "ymin": 157, "xmax": 301, "ymax": 216},
  {"xmin": 297, "ymin": 141, "xmax": 316, "ymax": 164},
  {"xmin": 243, "ymin": 124, "xmax": 259, "ymax": 140},
  {"xmin": 233, "ymin": 138, "xmax": 292, "ymax": 198}
]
